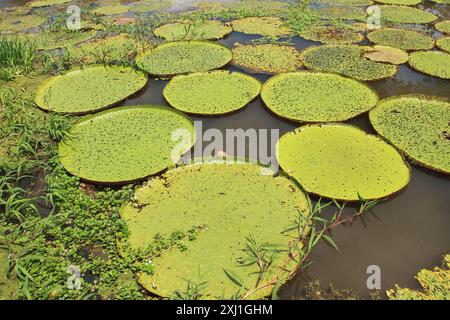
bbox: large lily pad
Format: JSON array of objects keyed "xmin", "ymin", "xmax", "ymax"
[
  {"xmin": 28, "ymin": 0, "xmax": 70, "ymax": 7},
  {"xmin": 0, "ymin": 14, "xmax": 46, "ymax": 32},
  {"xmin": 380, "ymin": 5, "xmax": 437, "ymax": 24},
  {"xmin": 314, "ymin": 6, "xmax": 367, "ymax": 21},
  {"xmin": 301, "ymin": 45, "xmax": 397, "ymax": 81},
  {"xmin": 367, "ymin": 28, "xmax": 434, "ymax": 51},
  {"xmin": 163, "ymin": 71, "xmax": 261, "ymax": 115},
  {"xmin": 34, "ymin": 65, "xmax": 148, "ymax": 114},
  {"xmin": 135, "ymin": 41, "xmax": 232, "ymax": 77},
  {"xmin": 231, "ymin": 43, "xmax": 302, "ymax": 74},
  {"xmin": 19, "ymin": 30, "xmax": 96, "ymax": 50},
  {"xmin": 437, "ymin": 37, "xmax": 450, "ymax": 53},
  {"xmin": 311, "ymin": 0, "xmax": 373, "ymax": 5},
  {"xmin": 363, "ymin": 46, "xmax": 409, "ymax": 65},
  {"xmin": 369, "ymin": 95, "xmax": 450, "ymax": 174},
  {"xmin": 58, "ymin": 105, "xmax": 195, "ymax": 184},
  {"xmin": 154, "ymin": 20, "xmax": 232, "ymax": 41},
  {"xmin": 231, "ymin": 17, "xmax": 292, "ymax": 37},
  {"xmin": 93, "ymin": 5, "xmax": 129, "ymax": 15},
  {"xmin": 374, "ymin": 0, "xmax": 421, "ymax": 5},
  {"xmin": 261, "ymin": 72, "xmax": 378, "ymax": 122},
  {"xmin": 408, "ymin": 51, "xmax": 450, "ymax": 79},
  {"xmin": 277, "ymin": 124, "xmax": 411, "ymax": 200},
  {"xmin": 119, "ymin": 162, "xmax": 310, "ymax": 298},
  {"xmin": 298, "ymin": 25, "xmax": 364, "ymax": 44},
  {"xmin": 436, "ymin": 21, "xmax": 450, "ymax": 35}
]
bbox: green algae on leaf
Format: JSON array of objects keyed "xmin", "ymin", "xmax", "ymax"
[
  {"xmin": 231, "ymin": 43, "xmax": 302, "ymax": 74},
  {"xmin": 135, "ymin": 41, "xmax": 232, "ymax": 77},
  {"xmin": 301, "ymin": 45, "xmax": 397, "ymax": 81},
  {"xmin": 231, "ymin": 17, "xmax": 292, "ymax": 37},
  {"xmin": 437, "ymin": 37, "xmax": 450, "ymax": 53},
  {"xmin": 163, "ymin": 70, "xmax": 261, "ymax": 115},
  {"xmin": 154, "ymin": 20, "xmax": 232, "ymax": 41},
  {"xmin": 28, "ymin": 0, "xmax": 70, "ymax": 7},
  {"xmin": 367, "ymin": 28, "xmax": 434, "ymax": 51},
  {"xmin": 119, "ymin": 162, "xmax": 310, "ymax": 298},
  {"xmin": 374, "ymin": 0, "xmax": 420, "ymax": 5},
  {"xmin": 436, "ymin": 21, "xmax": 450, "ymax": 35},
  {"xmin": 58, "ymin": 105, "xmax": 195, "ymax": 184},
  {"xmin": 261, "ymin": 72, "xmax": 378, "ymax": 122},
  {"xmin": 34, "ymin": 65, "xmax": 148, "ymax": 114},
  {"xmin": 408, "ymin": 51, "xmax": 450, "ymax": 79},
  {"xmin": 298, "ymin": 25, "xmax": 364, "ymax": 44},
  {"xmin": 369, "ymin": 95, "xmax": 450, "ymax": 174},
  {"xmin": 363, "ymin": 46, "xmax": 409, "ymax": 64},
  {"xmin": 380, "ymin": 5, "xmax": 437, "ymax": 24},
  {"xmin": 93, "ymin": 5, "xmax": 129, "ymax": 16},
  {"xmin": 277, "ymin": 124, "xmax": 410, "ymax": 200}
]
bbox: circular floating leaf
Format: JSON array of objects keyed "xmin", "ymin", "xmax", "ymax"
[
  {"xmin": 436, "ymin": 21, "xmax": 450, "ymax": 35},
  {"xmin": 277, "ymin": 124, "xmax": 411, "ymax": 200},
  {"xmin": 58, "ymin": 105, "xmax": 195, "ymax": 184},
  {"xmin": 430, "ymin": 0, "xmax": 450, "ymax": 3},
  {"xmin": 437, "ymin": 37, "xmax": 450, "ymax": 53},
  {"xmin": 20, "ymin": 30, "xmax": 96, "ymax": 50},
  {"xmin": 154, "ymin": 20, "xmax": 232, "ymax": 40},
  {"xmin": 374, "ymin": 0, "xmax": 420, "ymax": 5},
  {"xmin": 380, "ymin": 5, "xmax": 437, "ymax": 24},
  {"xmin": 28, "ymin": 0, "xmax": 70, "ymax": 7},
  {"xmin": 34, "ymin": 65, "xmax": 148, "ymax": 114},
  {"xmin": 367, "ymin": 28, "xmax": 434, "ymax": 51},
  {"xmin": 163, "ymin": 71, "xmax": 261, "ymax": 115},
  {"xmin": 131, "ymin": 0, "xmax": 174, "ymax": 13},
  {"xmin": 135, "ymin": 41, "xmax": 232, "ymax": 77},
  {"xmin": 370, "ymin": 96, "xmax": 450, "ymax": 174},
  {"xmin": 311, "ymin": 0, "xmax": 373, "ymax": 5},
  {"xmin": 261, "ymin": 72, "xmax": 378, "ymax": 122},
  {"xmin": 231, "ymin": 43, "xmax": 302, "ymax": 74},
  {"xmin": 314, "ymin": 6, "xmax": 367, "ymax": 20},
  {"xmin": 299, "ymin": 25, "xmax": 364, "ymax": 44},
  {"xmin": 408, "ymin": 51, "xmax": 450, "ymax": 79},
  {"xmin": 0, "ymin": 14, "xmax": 46, "ymax": 32},
  {"xmin": 231, "ymin": 17, "xmax": 292, "ymax": 37},
  {"xmin": 93, "ymin": 5, "xmax": 129, "ymax": 15},
  {"xmin": 120, "ymin": 162, "xmax": 310, "ymax": 298},
  {"xmin": 301, "ymin": 45, "xmax": 397, "ymax": 81},
  {"xmin": 363, "ymin": 46, "xmax": 409, "ymax": 64}
]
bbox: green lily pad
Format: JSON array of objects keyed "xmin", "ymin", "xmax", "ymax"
[
  {"xmin": 430, "ymin": 0, "xmax": 450, "ymax": 3},
  {"xmin": 93, "ymin": 5, "xmax": 129, "ymax": 16},
  {"xmin": 369, "ymin": 95, "xmax": 450, "ymax": 174},
  {"xmin": 19, "ymin": 30, "xmax": 96, "ymax": 50},
  {"xmin": 437, "ymin": 37, "xmax": 450, "ymax": 53},
  {"xmin": 0, "ymin": 14, "xmax": 46, "ymax": 32},
  {"xmin": 119, "ymin": 162, "xmax": 310, "ymax": 298},
  {"xmin": 231, "ymin": 43, "xmax": 302, "ymax": 74},
  {"xmin": 408, "ymin": 51, "xmax": 450, "ymax": 79},
  {"xmin": 301, "ymin": 45, "xmax": 398, "ymax": 81},
  {"xmin": 231, "ymin": 17, "xmax": 292, "ymax": 37},
  {"xmin": 363, "ymin": 46, "xmax": 409, "ymax": 65},
  {"xmin": 261, "ymin": 72, "xmax": 378, "ymax": 122},
  {"xmin": 436, "ymin": 21, "xmax": 450, "ymax": 34},
  {"xmin": 314, "ymin": 6, "xmax": 367, "ymax": 21},
  {"xmin": 58, "ymin": 105, "xmax": 195, "ymax": 184},
  {"xmin": 367, "ymin": 28, "xmax": 434, "ymax": 51},
  {"xmin": 28, "ymin": 0, "xmax": 70, "ymax": 7},
  {"xmin": 131, "ymin": 0, "xmax": 174, "ymax": 13},
  {"xmin": 154, "ymin": 20, "xmax": 232, "ymax": 41},
  {"xmin": 0, "ymin": 249, "xmax": 19, "ymax": 300},
  {"xmin": 380, "ymin": 5, "xmax": 437, "ymax": 24},
  {"xmin": 311, "ymin": 0, "xmax": 373, "ymax": 5},
  {"xmin": 135, "ymin": 41, "xmax": 232, "ymax": 77},
  {"xmin": 277, "ymin": 124, "xmax": 411, "ymax": 200},
  {"xmin": 34, "ymin": 65, "xmax": 148, "ymax": 114},
  {"xmin": 374, "ymin": 0, "xmax": 421, "ymax": 5},
  {"xmin": 163, "ymin": 71, "xmax": 261, "ymax": 115},
  {"xmin": 299, "ymin": 25, "xmax": 364, "ymax": 44}
]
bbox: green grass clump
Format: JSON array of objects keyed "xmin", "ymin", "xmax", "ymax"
[
  {"xmin": 367, "ymin": 28, "xmax": 434, "ymax": 51},
  {"xmin": 437, "ymin": 37, "xmax": 450, "ymax": 53},
  {"xmin": 0, "ymin": 37, "xmax": 36, "ymax": 81},
  {"xmin": 380, "ymin": 5, "xmax": 437, "ymax": 24},
  {"xmin": 299, "ymin": 25, "xmax": 364, "ymax": 44},
  {"xmin": 363, "ymin": 46, "xmax": 409, "ymax": 65},
  {"xmin": 231, "ymin": 17, "xmax": 292, "ymax": 37},
  {"xmin": 154, "ymin": 20, "xmax": 232, "ymax": 40},
  {"xmin": 408, "ymin": 51, "xmax": 450, "ymax": 79}
]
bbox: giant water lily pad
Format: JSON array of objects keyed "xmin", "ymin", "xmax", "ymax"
[
  {"xmin": 19, "ymin": 30, "xmax": 96, "ymax": 50},
  {"xmin": 261, "ymin": 72, "xmax": 378, "ymax": 122},
  {"xmin": 408, "ymin": 51, "xmax": 450, "ymax": 79},
  {"xmin": 35, "ymin": 65, "xmax": 148, "ymax": 114},
  {"xmin": 0, "ymin": 249, "xmax": 19, "ymax": 300},
  {"xmin": 135, "ymin": 41, "xmax": 232, "ymax": 77},
  {"xmin": 163, "ymin": 71, "xmax": 261, "ymax": 115},
  {"xmin": 0, "ymin": 14, "xmax": 46, "ymax": 32},
  {"xmin": 231, "ymin": 17, "xmax": 292, "ymax": 37},
  {"xmin": 119, "ymin": 162, "xmax": 310, "ymax": 298},
  {"xmin": 367, "ymin": 28, "xmax": 434, "ymax": 51},
  {"xmin": 380, "ymin": 6, "xmax": 437, "ymax": 24},
  {"xmin": 299, "ymin": 25, "xmax": 364, "ymax": 44},
  {"xmin": 430, "ymin": 0, "xmax": 450, "ymax": 3},
  {"xmin": 154, "ymin": 20, "xmax": 232, "ymax": 41},
  {"xmin": 374, "ymin": 0, "xmax": 421, "ymax": 5},
  {"xmin": 436, "ymin": 21, "xmax": 450, "ymax": 35},
  {"xmin": 311, "ymin": 0, "xmax": 373, "ymax": 5},
  {"xmin": 437, "ymin": 37, "xmax": 450, "ymax": 53},
  {"xmin": 277, "ymin": 124, "xmax": 410, "ymax": 200},
  {"xmin": 231, "ymin": 43, "xmax": 302, "ymax": 74},
  {"xmin": 369, "ymin": 96, "xmax": 450, "ymax": 174},
  {"xmin": 314, "ymin": 6, "xmax": 367, "ymax": 20},
  {"xmin": 363, "ymin": 46, "xmax": 409, "ymax": 64},
  {"xmin": 58, "ymin": 105, "xmax": 195, "ymax": 184},
  {"xmin": 93, "ymin": 5, "xmax": 129, "ymax": 15},
  {"xmin": 301, "ymin": 45, "xmax": 397, "ymax": 81},
  {"xmin": 28, "ymin": 0, "xmax": 70, "ymax": 7}
]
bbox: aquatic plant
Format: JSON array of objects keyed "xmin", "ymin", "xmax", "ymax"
[
  {"xmin": 119, "ymin": 162, "xmax": 310, "ymax": 298},
  {"xmin": 429, "ymin": 0, "xmax": 450, "ymax": 3},
  {"xmin": 379, "ymin": 5, "xmax": 437, "ymax": 24},
  {"xmin": 131, "ymin": 0, "xmax": 174, "ymax": 13},
  {"xmin": 0, "ymin": 37, "xmax": 36, "ymax": 81},
  {"xmin": 0, "ymin": 245, "xmax": 19, "ymax": 300},
  {"xmin": 163, "ymin": 70, "xmax": 261, "ymax": 115},
  {"xmin": 28, "ymin": 0, "xmax": 70, "ymax": 7},
  {"xmin": 58, "ymin": 105, "xmax": 195, "ymax": 184},
  {"xmin": 298, "ymin": 25, "xmax": 364, "ymax": 45},
  {"xmin": 195, "ymin": 0, "xmax": 291, "ymax": 17},
  {"xmin": 231, "ymin": 43, "xmax": 302, "ymax": 74},
  {"xmin": 231, "ymin": 17, "xmax": 292, "ymax": 37},
  {"xmin": 311, "ymin": 0, "xmax": 373, "ymax": 5},
  {"xmin": 93, "ymin": 5, "xmax": 130, "ymax": 16},
  {"xmin": 408, "ymin": 51, "xmax": 450, "ymax": 79},
  {"xmin": 301, "ymin": 45, "xmax": 397, "ymax": 81},
  {"xmin": 367, "ymin": 28, "xmax": 434, "ymax": 51},
  {"xmin": 34, "ymin": 65, "xmax": 148, "ymax": 114},
  {"xmin": 135, "ymin": 41, "xmax": 232, "ymax": 77},
  {"xmin": 313, "ymin": 6, "xmax": 367, "ymax": 21},
  {"xmin": 436, "ymin": 37, "xmax": 450, "ymax": 53},
  {"xmin": 276, "ymin": 124, "xmax": 411, "ymax": 201},
  {"xmin": 369, "ymin": 95, "xmax": 450, "ymax": 174},
  {"xmin": 0, "ymin": 13, "xmax": 46, "ymax": 32},
  {"xmin": 363, "ymin": 46, "xmax": 409, "ymax": 65},
  {"xmin": 18, "ymin": 30, "xmax": 96, "ymax": 51},
  {"xmin": 154, "ymin": 20, "xmax": 232, "ymax": 40},
  {"xmin": 261, "ymin": 72, "xmax": 378, "ymax": 122},
  {"xmin": 373, "ymin": 0, "xmax": 420, "ymax": 5},
  {"xmin": 436, "ymin": 20, "xmax": 450, "ymax": 34}
]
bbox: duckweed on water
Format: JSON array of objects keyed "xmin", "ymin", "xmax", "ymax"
[
  {"xmin": 261, "ymin": 72, "xmax": 378, "ymax": 122},
  {"xmin": 163, "ymin": 70, "xmax": 261, "ymax": 115},
  {"xmin": 367, "ymin": 28, "xmax": 434, "ymax": 51},
  {"xmin": 135, "ymin": 41, "xmax": 232, "ymax": 77},
  {"xmin": 231, "ymin": 17, "xmax": 292, "ymax": 37},
  {"xmin": 298, "ymin": 25, "xmax": 364, "ymax": 45},
  {"xmin": 436, "ymin": 21, "xmax": 450, "ymax": 34},
  {"xmin": 154, "ymin": 20, "xmax": 232, "ymax": 41},
  {"xmin": 58, "ymin": 105, "xmax": 195, "ymax": 184},
  {"xmin": 277, "ymin": 124, "xmax": 411, "ymax": 201},
  {"xmin": 408, "ymin": 51, "xmax": 450, "ymax": 79},
  {"xmin": 437, "ymin": 37, "xmax": 450, "ymax": 53},
  {"xmin": 363, "ymin": 46, "xmax": 409, "ymax": 65},
  {"xmin": 374, "ymin": 0, "xmax": 421, "ymax": 5},
  {"xmin": 380, "ymin": 6, "xmax": 437, "ymax": 24},
  {"xmin": 369, "ymin": 95, "xmax": 450, "ymax": 174},
  {"xmin": 231, "ymin": 43, "xmax": 302, "ymax": 74},
  {"xmin": 119, "ymin": 162, "xmax": 310, "ymax": 298},
  {"xmin": 301, "ymin": 45, "xmax": 398, "ymax": 81},
  {"xmin": 34, "ymin": 65, "xmax": 148, "ymax": 114}
]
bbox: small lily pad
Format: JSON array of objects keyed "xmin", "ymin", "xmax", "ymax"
[
  {"xmin": 367, "ymin": 28, "xmax": 434, "ymax": 51},
  {"xmin": 277, "ymin": 124, "xmax": 411, "ymax": 200},
  {"xmin": 408, "ymin": 51, "xmax": 450, "ymax": 79},
  {"xmin": 299, "ymin": 25, "xmax": 364, "ymax": 44},
  {"xmin": 364, "ymin": 46, "xmax": 409, "ymax": 64},
  {"xmin": 380, "ymin": 5, "xmax": 437, "ymax": 24},
  {"xmin": 154, "ymin": 20, "xmax": 232, "ymax": 41},
  {"xmin": 437, "ymin": 37, "xmax": 450, "ymax": 53},
  {"xmin": 231, "ymin": 17, "xmax": 292, "ymax": 37},
  {"xmin": 436, "ymin": 21, "xmax": 450, "ymax": 34}
]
